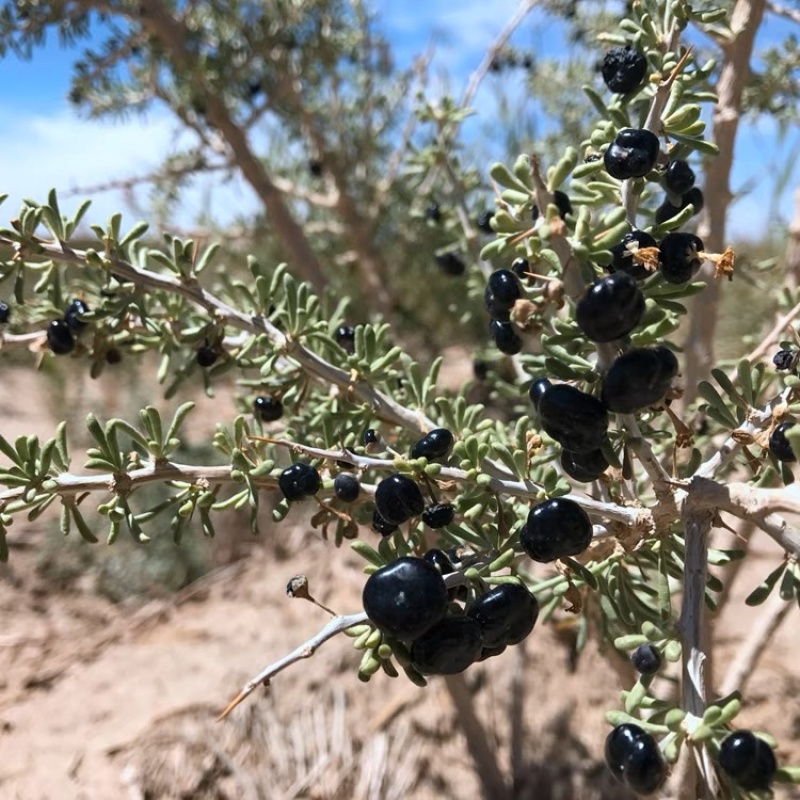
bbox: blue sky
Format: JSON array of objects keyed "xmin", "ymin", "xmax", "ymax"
[{"xmin": 0, "ymin": 1, "xmax": 797, "ymax": 240}]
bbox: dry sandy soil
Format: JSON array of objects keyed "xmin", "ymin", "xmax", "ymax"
[{"xmin": 1, "ymin": 365, "xmax": 799, "ymax": 799}]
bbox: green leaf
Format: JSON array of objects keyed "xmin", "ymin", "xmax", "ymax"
[{"xmin": 745, "ymin": 561, "xmax": 787, "ymax": 606}]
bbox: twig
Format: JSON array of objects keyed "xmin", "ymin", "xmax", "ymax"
[
  {"xmin": 218, "ymin": 611, "xmax": 369, "ymax": 720},
  {"xmin": 766, "ymin": 0, "xmax": 800, "ymax": 24},
  {"xmin": 720, "ymin": 589, "xmax": 793, "ymax": 697}
]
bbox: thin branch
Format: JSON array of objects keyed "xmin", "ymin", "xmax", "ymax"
[
  {"xmin": 218, "ymin": 611, "xmax": 369, "ymax": 720},
  {"xmin": 766, "ymin": 0, "xmax": 800, "ymax": 24}
]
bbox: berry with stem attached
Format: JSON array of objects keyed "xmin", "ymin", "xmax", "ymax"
[
  {"xmin": 663, "ymin": 158, "xmax": 696, "ymax": 195},
  {"xmin": 278, "ymin": 463, "xmax": 321, "ymax": 501},
  {"xmin": 719, "ymin": 730, "xmax": 777, "ymax": 791},
  {"xmin": 362, "ymin": 556, "xmax": 449, "ymax": 640},
  {"xmin": 575, "ymin": 272, "xmax": 645, "ymax": 342},
  {"xmin": 601, "ymin": 46, "xmax": 647, "ymax": 94},
  {"xmin": 490, "ymin": 319, "xmax": 523, "ymax": 355},
  {"xmin": 374, "ymin": 473, "xmax": 425, "ymax": 525},
  {"xmin": 253, "ymin": 395, "xmax": 283, "ymax": 422},
  {"xmin": 521, "ymin": 497, "xmax": 593, "ymax": 562},
  {"xmin": 601, "ymin": 346, "xmax": 679, "ymax": 413},
  {"xmin": 467, "ymin": 583, "xmax": 539, "ymax": 648},
  {"xmin": 658, "ymin": 232, "xmax": 704, "ymax": 284},
  {"xmin": 410, "ymin": 615, "xmax": 484, "ymax": 674},
  {"xmin": 631, "ymin": 643, "xmax": 662, "ymax": 674},
  {"xmin": 604, "ymin": 128, "xmax": 660, "ymax": 180},
  {"xmin": 769, "ymin": 421, "xmax": 797, "ymax": 462},
  {"xmin": 333, "ymin": 473, "xmax": 360, "ymax": 503},
  {"xmin": 422, "ymin": 502, "xmax": 454, "ymax": 529},
  {"xmin": 410, "ymin": 428, "xmax": 454, "ymax": 461},
  {"xmin": 46, "ymin": 319, "xmax": 75, "ymax": 355},
  {"xmin": 609, "ymin": 230, "xmax": 659, "ymax": 280},
  {"xmin": 511, "ymin": 257, "xmax": 530, "ymax": 279}
]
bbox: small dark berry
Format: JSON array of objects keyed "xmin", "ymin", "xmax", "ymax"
[
  {"xmin": 374, "ymin": 473, "xmax": 425, "ymax": 525},
  {"xmin": 631, "ymin": 643, "xmax": 662, "ymax": 674},
  {"xmin": 521, "ymin": 497, "xmax": 593, "ymax": 562},
  {"xmin": 363, "ymin": 428, "xmax": 380, "ymax": 446},
  {"xmin": 601, "ymin": 46, "xmax": 647, "ymax": 94},
  {"xmin": 410, "ymin": 428, "xmax": 454, "ymax": 461},
  {"xmin": 46, "ymin": 319, "xmax": 75, "ymax": 355},
  {"xmin": 560, "ymin": 448, "xmax": 609, "ymax": 483},
  {"xmin": 467, "ymin": 582, "xmax": 539, "ymax": 648},
  {"xmin": 487, "ymin": 269, "xmax": 522, "ymax": 309},
  {"xmin": 425, "ymin": 202, "xmax": 442, "ymax": 222},
  {"xmin": 308, "ymin": 158, "xmax": 323, "ymax": 177},
  {"xmin": 253, "ymin": 395, "xmax": 283, "ymax": 422},
  {"xmin": 483, "ymin": 285, "xmax": 511, "ymax": 321},
  {"xmin": 719, "ymin": 730, "xmax": 777, "ymax": 791},
  {"xmin": 422, "ymin": 502, "xmax": 454, "ymax": 529},
  {"xmin": 511, "ymin": 257, "xmax": 530, "ymax": 279},
  {"xmin": 769, "ymin": 421, "xmax": 797, "ymax": 463},
  {"xmin": 196, "ymin": 344, "xmax": 218, "ymax": 367},
  {"xmin": 605, "ymin": 723, "xmax": 647, "ymax": 781},
  {"xmin": 333, "ymin": 473, "xmax": 360, "ymax": 503},
  {"xmin": 601, "ymin": 346, "xmax": 679, "ymax": 413},
  {"xmin": 435, "ymin": 251, "xmax": 466, "ymax": 276},
  {"xmin": 334, "ymin": 324, "xmax": 356, "ymax": 354},
  {"xmin": 773, "ymin": 349, "xmax": 796, "ymax": 371},
  {"xmin": 528, "ymin": 378, "xmax": 552, "ymax": 411},
  {"xmin": 604, "ymin": 128, "xmax": 660, "ymax": 180},
  {"xmin": 609, "ymin": 230, "xmax": 658, "ymax": 280},
  {"xmin": 490, "ymin": 319, "xmax": 523, "ymax": 355},
  {"xmin": 534, "ymin": 382, "xmax": 609, "ymax": 453},
  {"xmin": 623, "ymin": 734, "xmax": 667, "ymax": 794},
  {"xmin": 105, "ymin": 348, "xmax": 122, "ymax": 365},
  {"xmin": 663, "ymin": 159, "xmax": 696, "ymax": 195},
  {"xmin": 64, "ymin": 298, "xmax": 90, "ymax": 333},
  {"xmin": 410, "ymin": 615, "xmax": 484, "ymax": 674},
  {"xmin": 278, "ymin": 463, "xmax": 321, "ymax": 501},
  {"xmin": 575, "ymin": 272, "xmax": 645, "ymax": 342},
  {"xmin": 362, "ymin": 556, "xmax": 449, "ymax": 640},
  {"xmin": 476, "ymin": 211, "xmax": 495, "ymax": 234},
  {"xmin": 372, "ymin": 509, "xmax": 398, "ymax": 537},
  {"xmin": 473, "ymin": 359, "xmax": 489, "ymax": 380},
  {"xmin": 658, "ymin": 232, "xmax": 704, "ymax": 284},
  {"xmin": 655, "ymin": 187, "xmax": 705, "ymax": 225},
  {"xmin": 423, "ymin": 548, "xmax": 454, "ymax": 576},
  {"xmin": 0, "ymin": 301, "xmax": 10, "ymax": 323},
  {"xmin": 531, "ymin": 190, "xmax": 572, "ymax": 221}
]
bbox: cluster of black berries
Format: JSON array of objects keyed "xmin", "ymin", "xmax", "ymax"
[
  {"xmin": 605, "ymin": 723, "xmax": 667, "ymax": 794},
  {"xmin": 483, "ymin": 266, "xmax": 524, "ymax": 354},
  {"xmin": 362, "ymin": 555, "xmax": 539, "ymax": 675},
  {"xmin": 46, "ymin": 298, "xmax": 90, "ymax": 355}
]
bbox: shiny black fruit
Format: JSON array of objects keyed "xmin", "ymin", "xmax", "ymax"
[
  {"xmin": 604, "ymin": 128, "xmax": 660, "ymax": 180},
  {"xmin": 422, "ymin": 503, "xmax": 454, "ymax": 529},
  {"xmin": 490, "ymin": 319, "xmax": 523, "ymax": 355},
  {"xmin": 467, "ymin": 583, "xmax": 539, "ymax": 648},
  {"xmin": 333, "ymin": 473, "xmax": 360, "ymax": 503},
  {"xmin": 363, "ymin": 428, "xmax": 380, "ymax": 446},
  {"xmin": 623, "ymin": 734, "xmax": 667, "ymax": 794},
  {"xmin": 64, "ymin": 298, "xmax": 90, "ymax": 333},
  {"xmin": 511, "ymin": 257, "xmax": 530, "ymax": 279},
  {"xmin": 609, "ymin": 230, "xmax": 658, "ymax": 280},
  {"xmin": 334, "ymin": 324, "xmax": 356, "ymax": 354},
  {"xmin": 601, "ymin": 46, "xmax": 647, "ymax": 94},
  {"xmin": 374, "ymin": 473, "xmax": 425, "ymax": 525},
  {"xmin": 560, "ymin": 448, "xmax": 609, "ymax": 483},
  {"xmin": 534, "ymin": 382, "xmax": 609, "ymax": 453},
  {"xmin": 362, "ymin": 556, "xmax": 449, "ymax": 640},
  {"xmin": 278, "ymin": 463, "xmax": 321, "ymax": 501},
  {"xmin": 719, "ymin": 730, "xmax": 777, "ymax": 791},
  {"xmin": 484, "ymin": 285, "xmax": 511, "ymax": 321},
  {"xmin": 605, "ymin": 723, "xmax": 647, "ymax": 781},
  {"xmin": 46, "ymin": 319, "xmax": 75, "ymax": 355},
  {"xmin": 528, "ymin": 378, "xmax": 551, "ymax": 411},
  {"xmin": 196, "ymin": 344, "xmax": 218, "ymax": 367},
  {"xmin": 663, "ymin": 159, "xmax": 696, "ymax": 195},
  {"xmin": 521, "ymin": 497, "xmax": 593, "ymax": 562},
  {"xmin": 601, "ymin": 346, "xmax": 678, "ymax": 414},
  {"xmin": 575, "ymin": 272, "xmax": 645, "ymax": 342},
  {"xmin": 411, "ymin": 615, "xmax": 484, "ymax": 674},
  {"xmin": 410, "ymin": 428, "xmax": 454, "ymax": 461},
  {"xmin": 773, "ymin": 349, "xmax": 796, "ymax": 371},
  {"xmin": 769, "ymin": 421, "xmax": 797, "ymax": 463},
  {"xmin": 253, "ymin": 395, "xmax": 283, "ymax": 422},
  {"xmin": 655, "ymin": 187, "xmax": 705, "ymax": 224},
  {"xmin": 487, "ymin": 269, "xmax": 522, "ymax": 309},
  {"xmin": 372, "ymin": 509, "xmax": 398, "ymax": 537},
  {"xmin": 531, "ymin": 190, "xmax": 572, "ymax": 221},
  {"xmin": 423, "ymin": 548, "xmax": 454, "ymax": 576},
  {"xmin": 631, "ymin": 643, "xmax": 661, "ymax": 674},
  {"xmin": 476, "ymin": 211, "xmax": 495, "ymax": 234},
  {"xmin": 658, "ymin": 232, "xmax": 704, "ymax": 284}
]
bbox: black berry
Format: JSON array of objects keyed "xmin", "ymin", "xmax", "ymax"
[
  {"xmin": 631, "ymin": 643, "xmax": 662, "ymax": 674},
  {"xmin": 663, "ymin": 159, "xmax": 696, "ymax": 195},
  {"xmin": 372, "ymin": 509, "xmax": 398, "ymax": 537},
  {"xmin": 410, "ymin": 428, "xmax": 454, "ymax": 461},
  {"xmin": 476, "ymin": 211, "xmax": 495, "ymax": 234},
  {"xmin": 604, "ymin": 128, "xmax": 660, "ymax": 180},
  {"xmin": 422, "ymin": 502, "xmax": 455, "ymax": 529},
  {"xmin": 511, "ymin": 257, "xmax": 530, "ymax": 279},
  {"xmin": 46, "ymin": 319, "xmax": 75, "ymax": 355},
  {"xmin": 196, "ymin": 344, "xmax": 218, "ymax": 367},
  {"xmin": 467, "ymin": 583, "xmax": 539, "ymax": 648},
  {"xmin": 560, "ymin": 448, "xmax": 609, "ymax": 483},
  {"xmin": 601, "ymin": 46, "xmax": 647, "ymax": 94},
  {"xmin": 435, "ymin": 251, "xmax": 466, "ymax": 276},
  {"xmin": 374, "ymin": 473, "xmax": 425, "ymax": 525},
  {"xmin": 533, "ymin": 382, "xmax": 609, "ymax": 453},
  {"xmin": 333, "ymin": 473, "xmax": 360, "ymax": 503},
  {"xmin": 0, "ymin": 301, "xmax": 10, "ymax": 323},
  {"xmin": 605, "ymin": 723, "xmax": 647, "ymax": 781},
  {"xmin": 423, "ymin": 548, "xmax": 454, "ymax": 576},
  {"xmin": 105, "ymin": 348, "xmax": 122, "ymax": 364},
  {"xmin": 609, "ymin": 230, "xmax": 658, "ymax": 280},
  {"xmin": 531, "ymin": 190, "xmax": 573, "ymax": 221},
  {"xmin": 719, "ymin": 730, "xmax": 777, "ymax": 791},
  {"xmin": 769, "ymin": 421, "xmax": 797, "ymax": 463},
  {"xmin": 425, "ymin": 202, "xmax": 442, "ymax": 222},
  {"xmin": 278, "ymin": 463, "xmax": 321, "ymax": 501},
  {"xmin": 363, "ymin": 428, "xmax": 380, "ymax": 446},
  {"xmin": 64, "ymin": 298, "xmax": 90, "ymax": 333},
  {"xmin": 253, "ymin": 395, "xmax": 283, "ymax": 422},
  {"xmin": 528, "ymin": 378, "xmax": 551, "ymax": 411},
  {"xmin": 487, "ymin": 269, "xmax": 522, "ymax": 309},
  {"xmin": 334, "ymin": 324, "xmax": 356, "ymax": 354},
  {"xmin": 658, "ymin": 232, "xmax": 704, "ymax": 284},
  {"xmin": 308, "ymin": 158, "xmax": 324, "ymax": 177},
  {"xmin": 490, "ymin": 319, "xmax": 523, "ymax": 355},
  {"xmin": 521, "ymin": 497, "xmax": 593, "ymax": 562},
  {"xmin": 575, "ymin": 272, "xmax": 645, "ymax": 342},
  {"xmin": 773, "ymin": 349, "xmax": 796, "ymax": 370},
  {"xmin": 601, "ymin": 346, "xmax": 679, "ymax": 413},
  {"xmin": 362, "ymin": 556, "xmax": 449, "ymax": 641},
  {"xmin": 484, "ymin": 286, "xmax": 511, "ymax": 321},
  {"xmin": 410, "ymin": 615, "xmax": 484, "ymax": 674},
  {"xmin": 623, "ymin": 734, "xmax": 667, "ymax": 794},
  {"xmin": 655, "ymin": 187, "xmax": 705, "ymax": 224}
]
